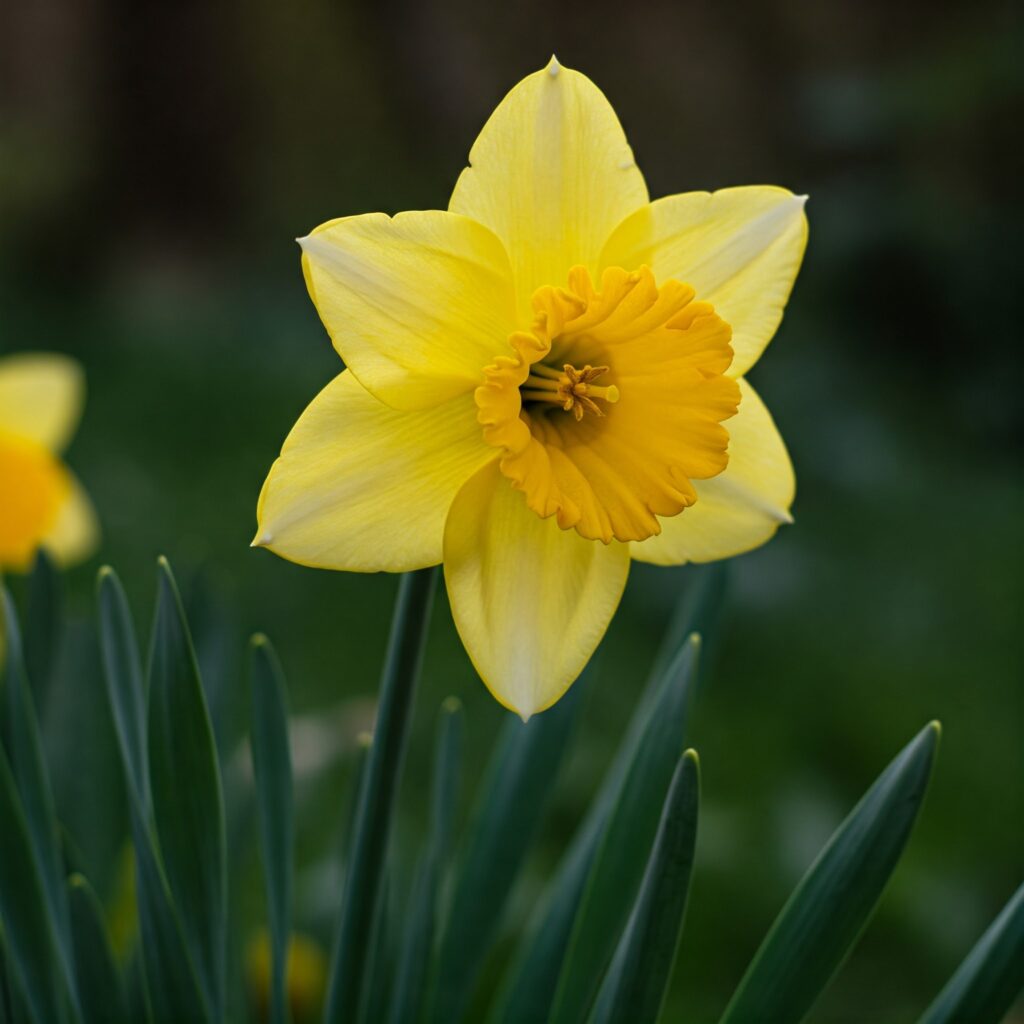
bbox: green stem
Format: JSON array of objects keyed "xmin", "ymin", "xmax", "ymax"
[{"xmin": 324, "ymin": 567, "xmax": 438, "ymax": 1024}]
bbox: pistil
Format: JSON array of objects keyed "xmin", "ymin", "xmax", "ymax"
[{"xmin": 522, "ymin": 363, "xmax": 620, "ymax": 421}]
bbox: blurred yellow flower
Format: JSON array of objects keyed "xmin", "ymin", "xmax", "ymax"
[
  {"xmin": 0, "ymin": 352, "xmax": 99, "ymax": 572},
  {"xmin": 256, "ymin": 59, "xmax": 807, "ymax": 718},
  {"xmin": 246, "ymin": 930, "xmax": 326, "ymax": 1024}
]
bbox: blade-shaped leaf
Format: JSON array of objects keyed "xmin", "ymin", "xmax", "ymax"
[
  {"xmin": 489, "ymin": 628, "xmax": 705, "ymax": 1024},
  {"xmin": 918, "ymin": 881, "xmax": 1024, "ymax": 1024},
  {"xmin": 131, "ymin": 813, "xmax": 211, "ymax": 1024},
  {"xmin": 389, "ymin": 698, "xmax": 463, "ymax": 1024},
  {"xmin": 95, "ymin": 568, "xmax": 208, "ymax": 1023},
  {"xmin": 720, "ymin": 720, "xmax": 941, "ymax": 1024},
  {"xmin": 0, "ymin": 746, "xmax": 71, "ymax": 1024},
  {"xmin": 649, "ymin": 563, "xmax": 727, "ymax": 688},
  {"xmin": 23, "ymin": 549, "xmax": 61, "ymax": 709},
  {"xmin": 430, "ymin": 670, "xmax": 586, "ymax": 1024},
  {"xmin": 67, "ymin": 874, "xmax": 126, "ymax": 1024},
  {"xmin": 325, "ymin": 567, "xmax": 438, "ymax": 1024},
  {"xmin": 0, "ymin": 588, "xmax": 78, "ymax": 1021},
  {"xmin": 249, "ymin": 634, "xmax": 293, "ymax": 1024},
  {"xmin": 146, "ymin": 558, "xmax": 226, "ymax": 1021},
  {"xmin": 549, "ymin": 636, "xmax": 701, "ymax": 1024},
  {"xmin": 588, "ymin": 750, "xmax": 700, "ymax": 1024},
  {"xmin": 96, "ymin": 567, "xmax": 148, "ymax": 812}
]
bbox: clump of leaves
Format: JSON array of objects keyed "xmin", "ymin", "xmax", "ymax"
[{"xmin": 0, "ymin": 553, "xmax": 1020, "ymax": 1024}]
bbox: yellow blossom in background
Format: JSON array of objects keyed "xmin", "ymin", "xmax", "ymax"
[
  {"xmin": 256, "ymin": 59, "xmax": 807, "ymax": 719},
  {"xmin": 246, "ymin": 930, "xmax": 327, "ymax": 1024},
  {"xmin": 0, "ymin": 352, "xmax": 99, "ymax": 572}
]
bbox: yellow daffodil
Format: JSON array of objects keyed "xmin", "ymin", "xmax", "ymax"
[
  {"xmin": 255, "ymin": 59, "xmax": 807, "ymax": 719},
  {"xmin": 0, "ymin": 352, "xmax": 99, "ymax": 572}
]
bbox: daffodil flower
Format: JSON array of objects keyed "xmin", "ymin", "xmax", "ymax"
[
  {"xmin": 0, "ymin": 352, "xmax": 99, "ymax": 572},
  {"xmin": 256, "ymin": 60, "xmax": 807, "ymax": 719}
]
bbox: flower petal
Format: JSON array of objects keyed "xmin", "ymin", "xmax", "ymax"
[
  {"xmin": 449, "ymin": 58, "xmax": 649, "ymax": 321},
  {"xmin": 300, "ymin": 210, "xmax": 517, "ymax": 410},
  {"xmin": 630, "ymin": 378, "xmax": 794, "ymax": 565},
  {"xmin": 601, "ymin": 187, "xmax": 808, "ymax": 377},
  {"xmin": 256, "ymin": 371, "xmax": 493, "ymax": 572},
  {"xmin": 0, "ymin": 352, "xmax": 84, "ymax": 453},
  {"xmin": 41, "ymin": 471, "xmax": 99, "ymax": 568},
  {"xmin": 444, "ymin": 460, "xmax": 630, "ymax": 719}
]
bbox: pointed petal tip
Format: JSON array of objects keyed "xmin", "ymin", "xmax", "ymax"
[
  {"xmin": 546, "ymin": 54, "xmax": 562, "ymax": 76},
  {"xmin": 251, "ymin": 529, "xmax": 273, "ymax": 548}
]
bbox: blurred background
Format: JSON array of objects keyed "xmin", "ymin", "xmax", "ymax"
[{"xmin": 2, "ymin": 0, "xmax": 1022, "ymax": 1020}]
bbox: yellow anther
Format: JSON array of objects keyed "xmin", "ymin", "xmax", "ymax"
[{"xmin": 522, "ymin": 363, "xmax": 620, "ymax": 421}]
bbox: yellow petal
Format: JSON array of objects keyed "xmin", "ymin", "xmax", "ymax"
[
  {"xmin": 0, "ymin": 352, "xmax": 84, "ymax": 453},
  {"xmin": 300, "ymin": 211, "xmax": 517, "ymax": 410},
  {"xmin": 256, "ymin": 371, "xmax": 493, "ymax": 572},
  {"xmin": 449, "ymin": 58, "xmax": 649, "ymax": 322},
  {"xmin": 630, "ymin": 378, "xmax": 794, "ymax": 565},
  {"xmin": 444, "ymin": 461, "xmax": 630, "ymax": 719},
  {"xmin": 42, "ymin": 471, "xmax": 99, "ymax": 568},
  {"xmin": 601, "ymin": 187, "xmax": 808, "ymax": 377}
]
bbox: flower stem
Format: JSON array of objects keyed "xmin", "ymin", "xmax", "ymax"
[{"xmin": 324, "ymin": 567, "xmax": 439, "ymax": 1024}]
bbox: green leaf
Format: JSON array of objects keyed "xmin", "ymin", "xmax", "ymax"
[
  {"xmin": 23, "ymin": 549, "xmax": 62, "ymax": 709},
  {"xmin": 0, "ymin": 588, "xmax": 78, "ymax": 1022},
  {"xmin": 131, "ymin": 813, "xmax": 212, "ymax": 1024},
  {"xmin": 430, "ymin": 670, "xmax": 586, "ymax": 1024},
  {"xmin": 549, "ymin": 636, "xmax": 701, "ymax": 1024},
  {"xmin": 918, "ymin": 881, "xmax": 1024, "ymax": 1024},
  {"xmin": 96, "ymin": 567, "xmax": 148, "ymax": 812},
  {"xmin": 489, "ymin": 631, "xmax": 703, "ymax": 1024},
  {"xmin": 146, "ymin": 558, "xmax": 226, "ymax": 1021},
  {"xmin": 67, "ymin": 874, "xmax": 126, "ymax": 1024},
  {"xmin": 0, "ymin": 746, "xmax": 71, "ymax": 1024},
  {"xmin": 389, "ymin": 698, "xmax": 463, "ymax": 1024},
  {"xmin": 588, "ymin": 750, "xmax": 700, "ymax": 1024},
  {"xmin": 720, "ymin": 720, "xmax": 941, "ymax": 1024},
  {"xmin": 360, "ymin": 875, "xmax": 395, "ymax": 1024},
  {"xmin": 324, "ymin": 568, "xmax": 438, "ymax": 1024},
  {"xmin": 96, "ymin": 568, "xmax": 208, "ymax": 1023},
  {"xmin": 649, "ymin": 563, "xmax": 727, "ymax": 687},
  {"xmin": 248, "ymin": 634, "xmax": 293, "ymax": 1024}
]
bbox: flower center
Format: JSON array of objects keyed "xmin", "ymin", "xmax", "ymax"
[
  {"xmin": 0, "ymin": 430, "xmax": 67, "ymax": 570},
  {"xmin": 520, "ymin": 362, "xmax": 620, "ymax": 422},
  {"xmin": 475, "ymin": 265, "xmax": 740, "ymax": 544}
]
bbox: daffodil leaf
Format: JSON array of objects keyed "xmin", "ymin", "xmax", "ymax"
[
  {"xmin": 0, "ymin": 745, "xmax": 72, "ymax": 1024},
  {"xmin": 489, "ymin": 578, "xmax": 713, "ymax": 1024},
  {"xmin": 325, "ymin": 568, "xmax": 438, "ymax": 1024},
  {"xmin": 648, "ymin": 562, "xmax": 728, "ymax": 689},
  {"xmin": 130, "ymin": 812, "xmax": 211, "ymax": 1024},
  {"xmin": 23, "ymin": 549, "xmax": 61, "ymax": 709},
  {"xmin": 917, "ymin": 881, "xmax": 1024, "ymax": 1024},
  {"xmin": 720, "ymin": 721, "xmax": 941, "ymax": 1024},
  {"xmin": 0, "ymin": 926, "xmax": 18, "ymax": 1024},
  {"xmin": 389, "ymin": 698, "xmax": 463, "ymax": 1024},
  {"xmin": 0, "ymin": 588, "xmax": 78, "ymax": 1022},
  {"xmin": 248, "ymin": 634, "xmax": 293, "ymax": 1024},
  {"xmin": 67, "ymin": 874, "xmax": 126, "ymax": 1024},
  {"xmin": 96, "ymin": 567, "xmax": 148, "ymax": 813},
  {"xmin": 588, "ymin": 750, "xmax": 700, "ymax": 1024},
  {"xmin": 146, "ymin": 558, "xmax": 226, "ymax": 1021},
  {"xmin": 95, "ymin": 567, "xmax": 208, "ymax": 1023},
  {"xmin": 549, "ymin": 636, "xmax": 700, "ymax": 1024},
  {"xmin": 430, "ymin": 668, "xmax": 586, "ymax": 1024},
  {"xmin": 360, "ymin": 874, "xmax": 395, "ymax": 1024}
]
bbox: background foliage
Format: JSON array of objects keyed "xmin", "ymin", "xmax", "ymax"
[{"xmin": 1, "ymin": 1, "xmax": 1021, "ymax": 1020}]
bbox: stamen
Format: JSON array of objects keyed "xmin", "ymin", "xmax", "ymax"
[{"xmin": 521, "ymin": 362, "xmax": 620, "ymax": 420}]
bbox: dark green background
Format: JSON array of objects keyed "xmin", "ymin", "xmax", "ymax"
[{"xmin": 2, "ymin": 1, "xmax": 1021, "ymax": 1020}]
